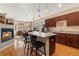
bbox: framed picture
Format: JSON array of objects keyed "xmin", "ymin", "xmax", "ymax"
[{"xmin": 0, "ymin": 16, "xmax": 5, "ymax": 24}]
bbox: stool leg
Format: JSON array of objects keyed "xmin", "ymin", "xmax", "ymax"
[
  {"xmin": 27, "ymin": 43, "xmax": 29, "ymax": 56},
  {"xmin": 24, "ymin": 44, "xmax": 26, "ymax": 55},
  {"xmin": 36, "ymin": 48, "xmax": 37, "ymax": 56},
  {"xmin": 30, "ymin": 46, "xmax": 33, "ymax": 56},
  {"xmin": 24, "ymin": 41, "xmax": 27, "ymax": 48},
  {"xmin": 25, "ymin": 44, "xmax": 26, "ymax": 48},
  {"xmin": 44, "ymin": 46, "xmax": 46, "ymax": 56}
]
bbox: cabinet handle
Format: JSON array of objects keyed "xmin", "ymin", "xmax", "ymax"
[{"xmin": 51, "ymin": 39, "xmax": 54, "ymax": 42}]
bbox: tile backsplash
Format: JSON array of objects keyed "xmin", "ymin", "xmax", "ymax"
[
  {"xmin": 49, "ymin": 26, "xmax": 79, "ymax": 32},
  {"xmin": 49, "ymin": 20, "xmax": 79, "ymax": 32}
]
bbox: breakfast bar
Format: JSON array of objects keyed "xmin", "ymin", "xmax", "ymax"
[{"xmin": 29, "ymin": 31, "xmax": 56, "ymax": 56}]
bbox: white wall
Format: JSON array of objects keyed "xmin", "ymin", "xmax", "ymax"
[{"xmin": 0, "ymin": 3, "xmax": 27, "ymax": 21}]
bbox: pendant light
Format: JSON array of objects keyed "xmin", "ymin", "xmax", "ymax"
[
  {"xmin": 33, "ymin": 3, "xmax": 35, "ymax": 20},
  {"xmin": 37, "ymin": 3, "xmax": 41, "ymax": 18},
  {"xmin": 58, "ymin": 3, "xmax": 62, "ymax": 7},
  {"xmin": 45, "ymin": 3, "xmax": 49, "ymax": 15}
]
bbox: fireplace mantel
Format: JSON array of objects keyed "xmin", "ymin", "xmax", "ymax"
[{"xmin": 0, "ymin": 24, "xmax": 14, "ymax": 28}]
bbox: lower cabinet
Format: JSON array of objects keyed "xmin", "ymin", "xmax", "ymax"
[
  {"xmin": 56, "ymin": 33, "xmax": 79, "ymax": 49},
  {"xmin": 49, "ymin": 36, "xmax": 56, "ymax": 55},
  {"xmin": 56, "ymin": 33, "xmax": 66, "ymax": 45},
  {"xmin": 66, "ymin": 34, "xmax": 73, "ymax": 47},
  {"xmin": 72, "ymin": 35, "xmax": 79, "ymax": 48}
]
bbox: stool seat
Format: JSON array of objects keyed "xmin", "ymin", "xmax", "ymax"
[{"xmin": 32, "ymin": 41, "xmax": 45, "ymax": 49}]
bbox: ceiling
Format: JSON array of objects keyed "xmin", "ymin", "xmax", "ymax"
[{"xmin": 0, "ymin": 3, "xmax": 79, "ymax": 21}]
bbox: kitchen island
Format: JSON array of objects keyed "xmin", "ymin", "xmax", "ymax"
[{"xmin": 29, "ymin": 31, "xmax": 56, "ymax": 56}]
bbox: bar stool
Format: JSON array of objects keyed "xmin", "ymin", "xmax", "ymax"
[
  {"xmin": 30, "ymin": 35, "xmax": 46, "ymax": 56},
  {"xmin": 23, "ymin": 32, "xmax": 31, "ymax": 56}
]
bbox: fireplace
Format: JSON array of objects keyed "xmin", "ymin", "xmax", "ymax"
[{"xmin": 1, "ymin": 28, "xmax": 14, "ymax": 43}]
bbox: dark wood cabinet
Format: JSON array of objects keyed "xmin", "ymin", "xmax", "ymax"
[
  {"xmin": 56, "ymin": 15, "xmax": 67, "ymax": 21},
  {"xmin": 54, "ymin": 16, "xmax": 60, "ymax": 21},
  {"xmin": 67, "ymin": 11, "xmax": 79, "ymax": 26},
  {"xmin": 56, "ymin": 33, "xmax": 66, "ymax": 45},
  {"xmin": 45, "ymin": 11, "xmax": 79, "ymax": 27},
  {"xmin": 56, "ymin": 33, "xmax": 79, "ymax": 49},
  {"xmin": 45, "ymin": 18, "xmax": 56, "ymax": 27},
  {"xmin": 66, "ymin": 34, "xmax": 73, "ymax": 47},
  {"xmin": 45, "ymin": 14, "xmax": 67, "ymax": 27},
  {"xmin": 45, "ymin": 19, "xmax": 50, "ymax": 27},
  {"xmin": 72, "ymin": 35, "xmax": 79, "ymax": 48},
  {"xmin": 61, "ymin": 15, "xmax": 67, "ymax": 21},
  {"xmin": 51, "ymin": 18, "xmax": 56, "ymax": 27},
  {"xmin": 49, "ymin": 36, "xmax": 56, "ymax": 55}
]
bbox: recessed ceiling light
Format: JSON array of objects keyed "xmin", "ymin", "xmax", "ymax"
[{"xmin": 58, "ymin": 4, "xmax": 62, "ymax": 7}]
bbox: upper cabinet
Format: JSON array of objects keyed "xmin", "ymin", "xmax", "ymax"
[
  {"xmin": 67, "ymin": 11, "xmax": 79, "ymax": 26},
  {"xmin": 60, "ymin": 15, "xmax": 67, "ymax": 21},
  {"xmin": 56, "ymin": 15, "xmax": 67, "ymax": 21},
  {"xmin": 45, "ymin": 15, "xmax": 67, "ymax": 27},
  {"xmin": 45, "ymin": 11, "xmax": 79, "ymax": 27},
  {"xmin": 45, "ymin": 18, "xmax": 56, "ymax": 27}
]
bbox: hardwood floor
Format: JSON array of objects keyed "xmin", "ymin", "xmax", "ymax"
[
  {"xmin": 52, "ymin": 43, "xmax": 79, "ymax": 56},
  {"xmin": 0, "ymin": 44, "xmax": 16, "ymax": 56},
  {"xmin": 0, "ymin": 40, "xmax": 36, "ymax": 56},
  {"xmin": 0, "ymin": 41, "xmax": 79, "ymax": 56}
]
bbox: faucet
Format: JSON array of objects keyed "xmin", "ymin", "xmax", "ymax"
[{"xmin": 60, "ymin": 28, "xmax": 63, "ymax": 32}]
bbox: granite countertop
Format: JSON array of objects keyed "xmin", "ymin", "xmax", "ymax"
[
  {"xmin": 29, "ymin": 31, "xmax": 56, "ymax": 37},
  {"xmin": 51, "ymin": 31, "xmax": 79, "ymax": 34}
]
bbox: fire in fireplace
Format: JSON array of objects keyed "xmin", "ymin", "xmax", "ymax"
[{"xmin": 1, "ymin": 28, "xmax": 14, "ymax": 43}]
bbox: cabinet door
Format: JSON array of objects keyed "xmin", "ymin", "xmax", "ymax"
[
  {"xmin": 56, "ymin": 33, "xmax": 66, "ymax": 45},
  {"xmin": 51, "ymin": 18, "xmax": 56, "ymax": 27},
  {"xmin": 73, "ymin": 35, "xmax": 79, "ymax": 48},
  {"xmin": 45, "ymin": 19, "xmax": 50, "ymax": 27},
  {"xmin": 56, "ymin": 33, "xmax": 79, "ymax": 49},
  {"xmin": 56, "ymin": 34, "xmax": 60, "ymax": 43},
  {"xmin": 66, "ymin": 34, "xmax": 73, "ymax": 47},
  {"xmin": 61, "ymin": 15, "xmax": 67, "ymax": 20},
  {"xmin": 45, "ymin": 18, "xmax": 56, "ymax": 27},
  {"xmin": 49, "ymin": 36, "xmax": 56, "ymax": 55},
  {"xmin": 67, "ymin": 11, "xmax": 79, "ymax": 26},
  {"xmin": 55, "ymin": 15, "xmax": 67, "ymax": 21},
  {"xmin": 54, "ymin": 16, "xmax": 60, "ymax": 21}
]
